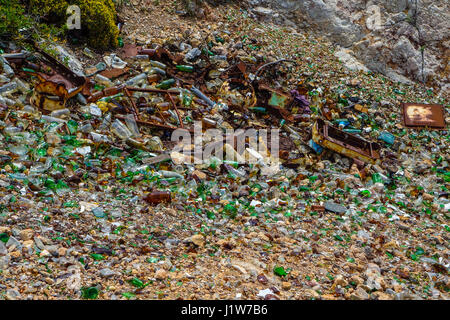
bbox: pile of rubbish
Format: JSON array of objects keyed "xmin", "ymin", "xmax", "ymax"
[{"xmin": 0, "ymin": 32, "xmax": 448, "ymax": 300}]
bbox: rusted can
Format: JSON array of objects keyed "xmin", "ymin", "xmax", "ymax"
[{"xmin": 144, "ymin": 191, "xmax": 171, "ymax": 205}]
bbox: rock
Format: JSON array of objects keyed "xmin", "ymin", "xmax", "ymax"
[
  {"xmin": 232, "ymin": 264, "xmax": 247, "ymax": 274},
  {"xmin": 333, "ymin": 275, "xmax": 348, "ymax": 287},
  {"xmin": 281, "ymin": 281, "xmax": 291, "ymax": 290},
  {"xmin": 19, "ymin": 229, "xmax": 33, "ymax": 241},
  {"xmin": 46, "ymin": 245, "xmax": 59, "ymax": 257},
  {"xmin": 305, "ymin": 289, "xmax": 320, "ymax": 299},
  {"xmin": 248, "ymin": 0, "xmax": 448, "ymax": 86},
  {"xmin": 257, "ymin": 274, "xmax": 269, "ymax": 284},
  {"xmin": 350, "ymin": 275, "xmax": 364, "ymax": 286},
  {"xmin": 192, "ymin": 170, "xmax": 207, "ymax": 180},
  {"xmin": 5, "ymin": 289, "xmax": 21, "ymax": 300},
  {"xmin": 9, "ymin": 250, "xmax": 21, "ymax": 259},
  {"xmin": 6, "ymin": 236, "xmax": 22, "ymax": 251},
  {"xmin": 22, "ymin": 240, "xmax": 34, "ymax": 248},
  {"xmin": 58, "ymin": 247, "xmax": 67, "ymax": 257},
  {"xmin": 0, "ymin": 241, "xmax": 7, "ymax": 255},
  {"xmin": 373, "ymin": 292, "xmax": 393, "ymax": 300},
  {"xmin": 33, "ymin": 236, "xmax": 45, "ymax": 250},
  {"xmin": 99, "ymin": 268, "xmax": 116, "ymax": 278},
  {"xmin": 253, "ymin": 7, "xmax": 274, "ymax": 17},
  {"xmin": 155, "ymin": 269, "xmax": 169, "ymax": 280},
  {"xmin": 422, "ymin": 193, "xmax": 434, "ymax": 202},
  {"xmin": 39, "ymin": 249, "xmax": 51, "ymax": 258},
  {"xmin": 191, "ymin": 234, "xmax": 205, "ymax": 247},
  {"xmin": 324, "ymin": 201, "xmax": 347, "ymax": 214},
  {"xmin": 365, "ymin": 263, "xmax": 381, "ymax": 277},
  {"xmin": 257, "ymin": 288, "xmax": 274, "ymax": 299},
  {"xmin": 0, "ymin": 255, "xmax": 10, "ymax": 269},
  {"xmin": 351, "ymin": 286, "xmax": 369, "ymax": 300},
  {"xmin": 0, "ymin": 226, "xmax": 10, "ymax": 233},
  {"xmin": 374, "ymin": 277, "xmax": 387, "ymax": 290},
  {"xmin": 335, "ymin": 49, "xmax": 369, "ymax": 73}
]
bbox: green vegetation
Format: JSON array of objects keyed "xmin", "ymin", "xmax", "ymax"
[
  {"xmin": 1, "ymin": 0, "xmax": 119, "ymax": 50},
  {"xmin": 0, "ymin": 0, "xmax": 31, "ymax": 40}
]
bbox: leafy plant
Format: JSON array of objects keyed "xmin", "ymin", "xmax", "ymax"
[{"xmin": 0, "ymin": 0, "xmax": 31, "ymax": 40}]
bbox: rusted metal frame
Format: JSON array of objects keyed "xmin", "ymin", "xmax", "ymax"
[
  {"xmin": 123, "ymin": 87, "xmax": 140, "ymax": 119},
  {"xmin": 166, "ymin": 92, "xmax": 184, "ymax": 129},
  {"xmin": 322, "ymin": 121, "xmax": 375, "ymax": 158},
  {"xmin": 313, "ymin": 120, "xmax": 380, "ymax": 164},
  {"xmin": 125, "ymin": 86, "xmax": 177, "ymax": 95},
  {"xmin": 326, "ymin": 135, "xmax": 372, "ymax": 158},
  {"xmin": 127, "ymin": 117, "xmax": 193, "ymax": 132},
  {"xmin": 125, "ymin": 86, "xmax": 185, "ymax": 129},
  {"xmin": 125, "ymin": 86, "xmax": 172, "ymax": 128},
  {"xmin": 369, "ymin": 142, "xmax": 374, "ymax": 159},
  {"xmin": 155, "ymin": 105, "xmax": 168, "ymax": 125}
]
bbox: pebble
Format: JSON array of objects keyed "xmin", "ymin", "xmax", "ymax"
[
  {"xmin": 324, "ymin": 201, "xmax": 347, "ymax": 214},
  {"xmin": 99, "ymin": 268, "xmax": 116, "ymax": 278},
  {"xmin": 155, "ymin": 269, "xmax": 169, "ymax": 280},
  {"xmin": 282, "ymin": 282, "xmax": 292, "ymax": 291},
  {"xmin": 351, "ymin": 287, "xmax": 369, "ymax": 300},
  {"xmin": 191, "ymin": 234, "xmax": 205, "ymax": 247},
  {"xmin": 0, "ymin": 241, "xmax": 7, "ymax": 255},
  {"xmin": 5, "ymin": 289, "xmax": 21, "ymax": 300},
  {"xmin": 19, "ymin": 229, "xmax": 34, "ymax": 241},
  {"xmin": 6, "ymin": 236, "xmax": 22, "ymax": 251}
]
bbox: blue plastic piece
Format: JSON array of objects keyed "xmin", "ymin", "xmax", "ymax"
[{"xmin": 309, "ymin": 139, "xmax": 323, "ymax": 154}]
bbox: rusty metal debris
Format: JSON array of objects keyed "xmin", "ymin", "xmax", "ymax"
[
  {"xmin": 312, "ymin": 119, "xmax": 381, "ymax": 164},
  {"xmin": 217, "ymin": 79, "xmax": 257, "ymax": 111},
  {"xmin": 30, "ymin": 80, "xmax": 71, "ymax": 111},
  {"xmin": 8, "ymin": 43, "xmax": 88, "ymax": 111},
  {"xmin": 124, "ymin": 86, "xmax": 186, "ymax": 130},
  {"xmin": 99, "ymin": 67, "xmax": 130, "ymax": 80},
  {"xmin": 86, "ymin": 85, "xmax": 125, "ymax": 103},
  {"xmin": 254, "ymin": 59, "xmax": 295, "ymax": 78},
  {"xmin": 402, "ymin": 103, "xmax": 446, "ymax": 129},
  {"xmin": 1, "ymin": 40, "xmax": 416, "ymax": 167}
]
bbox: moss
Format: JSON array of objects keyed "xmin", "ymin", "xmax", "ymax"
[
  {"xmin": 75, "ymin": 0, "xmax": 119, "ymax": 49},
  {"xmin": 29, "ymin": 0, "xmax": 118, "ymax": 50},
  {"xmin": 0, "ymin": 0, "xmax": 31, "ymax": 40},
  {"xmin": 29, "ymin": 0, "xmax": 69, "ymax": 21}
]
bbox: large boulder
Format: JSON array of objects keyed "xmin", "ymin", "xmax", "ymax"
[{"xmin": 245, "ymin": 0, "xmax": 449, "ymax": 87}]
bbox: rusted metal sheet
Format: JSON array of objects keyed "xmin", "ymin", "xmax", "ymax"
[
  {"xmin": 30, "ymin": 81, "xmax": 69, "ymax": 111},
  {"xmin": 268, "ymin": 92, "xmax": 289, "ymax": 109},
  {"xmin": 402, "ymin": 103, "xmax": 446, "ymax": 129},
  {"xmin": 312, "ymin": 119, "xmax": 381, "ymax": 164},
  {"xmin": 256, "ymin": 83, "xmax": 294, "ymax": 122},
  {"xmin": 20, "ymin": 43, "xmax": 88, "ymax": 111},
  {"xmin": 100, "ymin": 67, "xmax": 130, "ymax": 80},
  {"xmin": 34, "ymin": 48, "xmax": 86, "ymax": 91}
]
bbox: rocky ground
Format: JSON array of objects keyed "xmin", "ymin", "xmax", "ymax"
[
  {"xmin": 0, "ymin": 1, "xmax": 449, "ymax": 300},
  {"xmin": 245, "ymin": 0, "xmax": 450, "ymax": 92}
]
